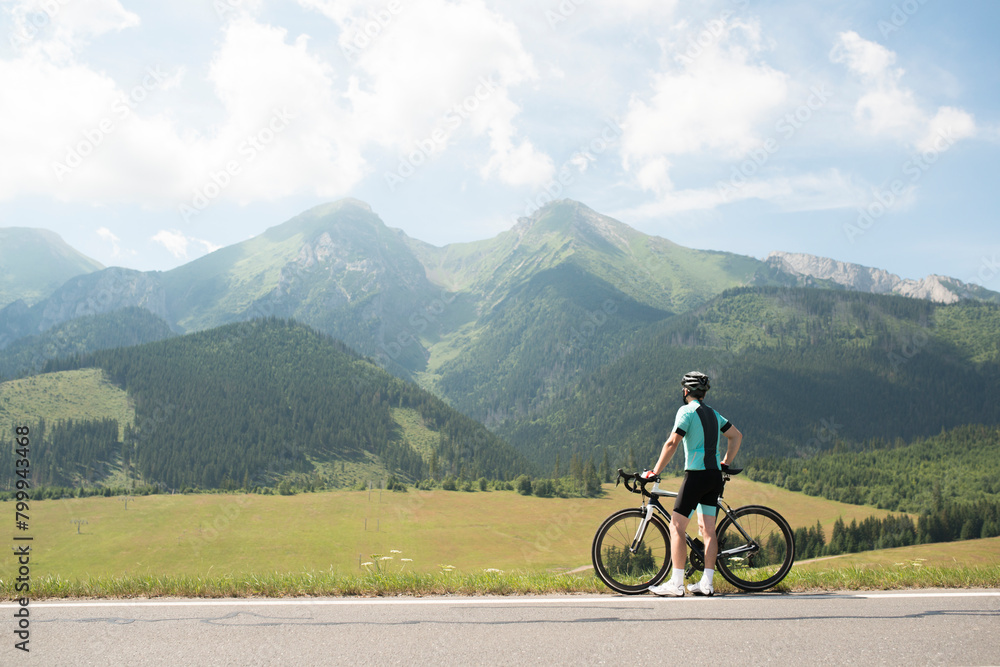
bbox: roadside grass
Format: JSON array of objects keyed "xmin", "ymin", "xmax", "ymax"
[{"xmin": 6, "ymin": 562, "xmax": 999, "ymax": 600}]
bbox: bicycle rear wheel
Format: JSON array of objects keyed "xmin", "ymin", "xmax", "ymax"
[
  {"xmin": 592, "ymin": 508, "xmax": 671, "ymax": 594},
  {"xmin": 716, "ymin": 505, "xmax": 795, "ymax": 592}
]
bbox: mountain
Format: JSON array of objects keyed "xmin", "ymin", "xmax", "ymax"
[
  {"xmin": 0, "ymin": 307, "xmax": 176, "ymax": 380},
  {"xmin": 3, "ymin": 199, "xmax": 996, "ymax": 442},
  {"xmin": 1, "ymin": 200, "xmax": 785, "ymax": 424},
  {"xmin": 160, "ymin": 199, "xmax": 441, "ymax": 370},
  {"xmin": 3, "ymin": 319, "xmax": 528, "ymax": 490},
  {"xmin": 0, "ymin": 267, "xmax": 169, "ymax": 348},
  {"xmin": 498, "ymin": 287, "xmax": 1000, "ymax": 471},
  {"xmin": 404, "ymin": 200, "xmax": 783, "ymax": 422},
  {"xmin": 0, "ymin": 227, "xmax": 104, "ymax": 309},
  {"xmin": 766, "ymin": 252, "xmax": 1000, "ymax": 304}
]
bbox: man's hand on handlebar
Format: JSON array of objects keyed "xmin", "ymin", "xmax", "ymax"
[{"xmin": 640, "ymin": 470, "xmax": 658, "ymax": 482}]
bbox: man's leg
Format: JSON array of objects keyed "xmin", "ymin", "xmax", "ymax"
[
  {"xmin": 698, "ymin": 511, "xmax": 718, "ymax": 570},
  {"xmin": 670, "ymin": 511, "xmax": 690, "ymax": 573}
]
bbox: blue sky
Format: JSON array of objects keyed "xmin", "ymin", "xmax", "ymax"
[{"xmin": 0, "ymin": 0, "xmax": 997, "ymax": 287}]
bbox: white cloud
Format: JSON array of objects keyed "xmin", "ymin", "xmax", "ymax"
[
  {"xmin": 1, "ymin": 2, "xmax": 551, "ymax": 209},
  {"xmin": 918, "ymin": 106, "xmax": 976, "ymax": 153},
  {"xmin": 618, "ymin": 169, "xmax": 868, "ymax": 219},
  {"xmin": 152, "ymin": 230, "xmax": 189, "ymax": 258},
  {"xmin": 196, "ymin": 19, "xmax": 366, "ymax": 201},
  {"xmin": 829, "ymin": 30, "xmax": 897, "ymax": 82},
  {"xmin": 306, "ymin": 0, "xmax": 552, "ymax": 186},
  {"xmin": 152, "ymin": 230, "xmax": 219, "ymax": 259},
  {"xmin": 96, "ymin": 226, "xmax": 120, "ymax": 256},
  {"xmin": 620, "ymin": 17, "xmax": 788, "ymax": 194},
  {"xmin": 831, "ymin": 31, "xmax": 977, "ymax": 149},
  {"xmin": 635, "ymin": 157, "xmax": 672, "ymax": 196},
  {"xmin": 8, "ymin": 0, "xmax": 139, "ymax": 60}
]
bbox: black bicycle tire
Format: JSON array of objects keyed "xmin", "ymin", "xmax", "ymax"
[
  {"xmin": 591, "ymin": 508, "xmax": 672, "ymax": 594},
  {"xmin": 715, "ymin": 505, "xmax": 795, "ymax": 592}
]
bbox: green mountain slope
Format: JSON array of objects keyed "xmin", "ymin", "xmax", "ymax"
[
  {"xmin": 18, "ymin": 319, "xmax": 527, "ymax": 490},
  {"xmin": 0, "ymin": 227, "xmax": 104, "ymax": 308},
  {"xmin": 748, "ymin": 424, "xmax": 1000, "ymax": 514},
  {"xmin": 413, "ymin": 199, "xmax": 777, "ymax": 313},
  {"xmin": 161, "ymin": 198, "xmax": 444, "ymax": 376},
  {"xmin": 0, "ymin": 307, "xmax": 175, "ymax": 380},
  {"xmin": 498, "ymin": 287, "xmax": 1000, "ymax": 471},
  {"xmin": 408, "ymin": 200, "xmax": 784, "ymax": 422},
  {"xmin": 0, "ymin": 368, "xmax": 134, "ymax": 432}
]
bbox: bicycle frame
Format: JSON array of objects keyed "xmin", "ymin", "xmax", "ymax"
[{"xmin": 628, "ymin": 481, "xmax": 759, "ymax": 563}]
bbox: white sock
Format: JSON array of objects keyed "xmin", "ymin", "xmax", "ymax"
[
  {"xmin": 671, "ymin": 568, "xmax": 685, "ymax": 586},
  {"xmin": 701, "ymin": 568, "xmax": 715, "ymax": 586}
]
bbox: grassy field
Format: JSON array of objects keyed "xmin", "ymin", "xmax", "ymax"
[
  {"xmin": 3, "ymin": 479, "xmax": 998, "ymax": 598},
  {"xmin": 11, "ymin": 476, "xmax": 910, "ymax": 582},
  {"xmin": 795, "ymin": 536, "xmax": 1000, "ymax": 570},
  {"xmin": 0, "ymin": 368, "xmax": 134, "ymax": 438}
]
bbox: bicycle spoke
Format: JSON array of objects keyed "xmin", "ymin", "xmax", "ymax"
[
  {"xmin": 592, "ymin": 509, "xmax": 671, "ymax": 593},
  {"xmin": 716, "ymin": 506, "xmax": 794, "ymax": 591}
]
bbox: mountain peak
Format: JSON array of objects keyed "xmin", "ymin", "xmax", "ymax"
[
  {"xmin": 512, "ymin": 199, "xmax": 639, "ymax": 252},
  {"xmin": 765, "ymin": 251, "xmax": 1000, "ymax": 304},
  {"xmin": 0, "ymin": 227, "xmax": 104, "ymax": 308}
]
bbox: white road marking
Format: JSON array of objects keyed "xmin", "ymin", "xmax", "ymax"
[{"xmin": 2, "ymin": 591, "xmax": 998, "ymax": 609}]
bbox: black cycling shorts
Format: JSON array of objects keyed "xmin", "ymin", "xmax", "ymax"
[{"xmin": 673, "ymin": 469, "xmax": 724, "ymax": 517}]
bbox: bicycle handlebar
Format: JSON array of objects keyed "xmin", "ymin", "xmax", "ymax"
[
  {"xmin": 615, "ymin": 469, "xmax": 657, "ymax": 496},
  {"xmin": 615, "ymin": 466, "xmax": 745, "ymax": 496}
]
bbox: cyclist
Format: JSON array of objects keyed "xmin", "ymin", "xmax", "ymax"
[{"xmin": 643, "ymin": 371, "xmax": 742, "ymax": 597}]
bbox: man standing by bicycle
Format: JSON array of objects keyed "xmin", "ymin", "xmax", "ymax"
[{"xmin": 643, "ymin": 371, "xmax": 742, "ymax": 597}]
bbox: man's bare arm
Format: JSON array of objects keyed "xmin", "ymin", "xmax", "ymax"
[
  {"xmin": 722, "ymin": 426, "xmax": 742, "ymax": 466},
  {"xmin": 651, "ymin": 432, "xmax": 683, "ymax": 475}
]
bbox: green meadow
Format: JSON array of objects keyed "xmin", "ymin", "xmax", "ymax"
[
  {"xmin": 0, "ymin": 369, "xmax": 134, "ymax": 437},
  {"xmin": 11, "ymin": 476, "xmax": 911, "ymax": 583}
]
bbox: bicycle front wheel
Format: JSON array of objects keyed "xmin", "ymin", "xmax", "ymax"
[
  {"xmin": 716, "ymin": 505, "xmax": 795, "ymax": 592},
  {"xmin": 592, "ymin": 508, "xmax": 671, "ymax": 594}
]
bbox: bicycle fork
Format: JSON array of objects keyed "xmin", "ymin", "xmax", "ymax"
[{"xmin": 629, "ymin": 503, "xmax": 658, "ymax": 553}]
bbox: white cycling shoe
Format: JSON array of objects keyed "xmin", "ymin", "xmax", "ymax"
[
  {"xmin": 648, "ymin": 580, "xmax": 685, "ymax": 597},
  {"xmin": 686, "ymin": 580, "xmax": 714, "ymax": 596}
]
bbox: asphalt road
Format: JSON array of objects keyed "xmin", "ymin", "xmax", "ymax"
[{"xmin": 4, "ymin": 590, "xmax": 998, "ymax": 666}]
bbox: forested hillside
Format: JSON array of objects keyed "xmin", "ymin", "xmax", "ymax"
[
  {"xmin": 748, "ymin": 424, "xmax": 1000, "ymax": 514},
  {"xmin": 0, "ymin": 307, "xmax": 175, "ymax": 380},
  {"xmin": 5, "ymin": 319, "xmax": 527, "ymax": 490},
  {"xmin": 500, "ymin": 287, "xmax": 1000, "ymax": 471}
]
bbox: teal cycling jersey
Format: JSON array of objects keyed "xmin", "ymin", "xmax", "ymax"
[{"xmin": 671, "ymin": 399, "xmax": 733, "ymax": 471}]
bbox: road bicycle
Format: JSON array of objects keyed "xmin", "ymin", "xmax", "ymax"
[{"xmin": 591, "ymin": 467, "xmax": 795, "ymax": 594}]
